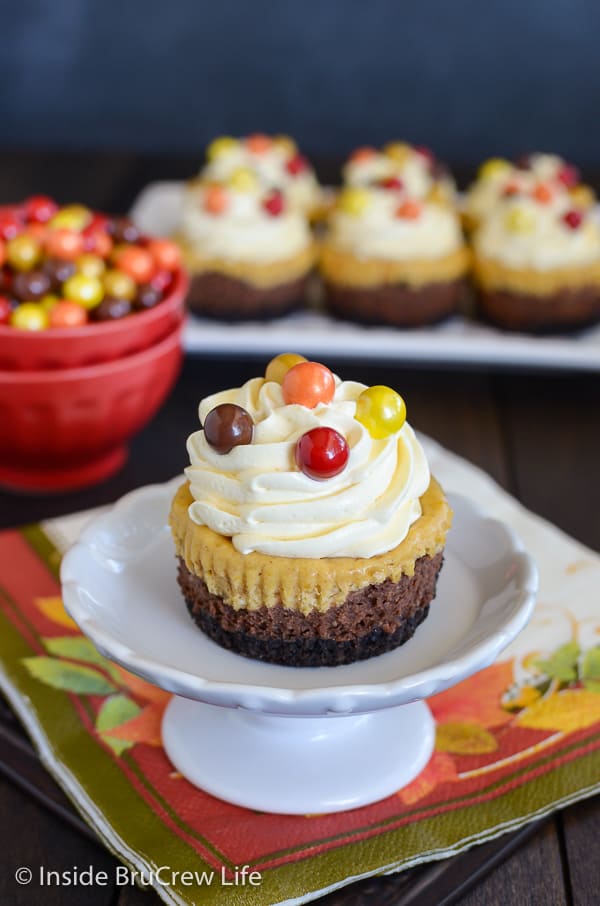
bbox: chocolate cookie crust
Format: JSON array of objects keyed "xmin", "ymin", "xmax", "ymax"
[
  {"xmin": 478, "ymin": 286, "xmax": 600, "ymax": 332},
  {"xmin": 177, "ymin": 551, "xmax": 443, "ymax": 667},
  {"xmin": 187, "ymin": 271, "xmax": 309, "ymax": 320},
  {"xmin": 325, "ymin": 280, "xmax": 465, "ymax": 327}
]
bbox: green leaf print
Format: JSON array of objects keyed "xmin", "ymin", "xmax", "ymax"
[
  {"xmin": 22, "ymin": 657, "xmax": 116, "ymax": 694},
  {"xmin": 534, "ymin": 641, "xmax": 581, "ymax": 684},
  {"xmin": 581, "ymin": 647, "xmax": 600, "ymax": 693},
  {"xmin": 42, "ymin": 636, "xmax": 122, "ymax": 683},
  {"xmin": 96, "ymin": 694, "xmax": 141, "ymax": 756}
]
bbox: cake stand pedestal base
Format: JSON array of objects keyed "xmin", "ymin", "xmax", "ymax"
[{"xmin": 162, "ymin": 696, "xmax": 435, "ymax": 814}]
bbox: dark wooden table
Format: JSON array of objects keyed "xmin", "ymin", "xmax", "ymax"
[{"xmin": 0, "ymin": 153, "xmax": 598, "ymax": 905}]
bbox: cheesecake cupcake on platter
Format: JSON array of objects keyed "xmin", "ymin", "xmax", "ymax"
[
  {"xmin": 342, "ymin": 142, "xmax": 456, "ymax": 206},
  {"xmin": 320, "ymin": 184, "xmax": 470, "ymax": 326},
  {"xmin": 464, "ymin": 152, "xmax": 594, "ymax": 233},
  {"xmin": 169, "ymin": 354, "xmax": 452, "ymax": 667},
  {"xmin": 196, "ymin": 133, "xmax": 323, "ymax": 221},
  {"xmin": 175, "ymin": 174, "xmax": 316, "ymax": 319},
  {"xmin": 472, "ymin": 190, "xmax": 600, "ymax": 331}
]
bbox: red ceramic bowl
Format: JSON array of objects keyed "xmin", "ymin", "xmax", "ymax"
[
  {"xmin": 0, "ymin": 324, "xmax": 183, "ymax": 491},
  {"xmin": 0, "ymin": 268, "xmax": 188, "ymax": 371}
]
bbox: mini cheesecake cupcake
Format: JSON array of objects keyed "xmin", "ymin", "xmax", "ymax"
[
  {"xmin": 472, "ymin": 191, "xmax": 600, "ymax": 331},
  {"xmin": 320, "ymin": 185, "xmax": 470, "ymax": 326},
  {"xmin": 197, "ymin": 134, "xmax": 323, "ymax": 220},
  {"xmin": 175, "ymin": 175, "xmax": 316, "ymax": 319},
  {"xmin": 342, "ymin": 142, "xmax": 456, "ymax": 205},
  {"xmin": 464, "ymin": 153, "xmax": 594, "ymax": 232},
  {"xmin": 169, "ymin": 355, "xmax": 452, "ymax": 667}
]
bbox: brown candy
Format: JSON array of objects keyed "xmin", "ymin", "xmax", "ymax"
[
  {"xmin": 43, "ymin": 257, "xmax": 76, "ymax": 290},
  {"xmin": 12, "ymin": 269, "xmax": 52, "ymax": 302},
  {"xmin": 135, "ymin": 283, "xmax": 162, "ymax": 310},
  {"xmin": 92, "ymin": 295, "xmax": 132, "ymax": 321},
  {"xmin": 203, "ymin": 404, "xmax": 254, "ymax": 454},
  {"xmin": 108, "ymin": 217, "xmax": 141, "ymax": 244}
]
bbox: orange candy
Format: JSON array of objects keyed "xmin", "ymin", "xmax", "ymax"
[
  {"xmin": 533, "ymin": 183, "xmax": 554, "ymax": 204},
  {"xmin": 49, "ymin": 301, "xmax": 88, "ymax": 328},
  {"xmin": 395, "ymin": 199, "xmax": 422, "ymax": 220},
  {"xmin": 113, "ymin": 246, "xmax": 155, "ymax": 284},
  {"xmin": 85, "ymin": 229, "xmax": 113, "ymax": 258},
  {"xmin": 146, "ymin": 239, "xmax": 182, "ymax": 271},
  {"xmin": 0, "ymin": 239, "xmax": 4, "ymax": 268},
  {"xmin": 350, "ymin": 146, "xmax": 377, "ymax": 163},
  {"xmin": 282, "ymin": 362, "xmax": 335, "ymax": 409},
  {"xmin": 246, "ymin": 133, "xmax": 272, "ymax": 153},
  {"xmin": 45, "ymin": 229, "xmax": 85, "ymax": 261},
  {"xmin": 204, "ymin": 185, "xmax": 229, "ymax": 215}
]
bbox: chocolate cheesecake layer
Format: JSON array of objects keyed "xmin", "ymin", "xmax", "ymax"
[
  {"xmin": 478, "ymin": 286, "xmax": 600, "ymax": 332},
  {"xmin": 325, "ymin": 280, "xmax": 465, "ymax": 327},
  {"xmin": 187, "ymin": 271, "xmax": 309, "ymax": 320},
  {"xmin": 177, "ymin": 551, "xmax": 443, "ymax": 667}
]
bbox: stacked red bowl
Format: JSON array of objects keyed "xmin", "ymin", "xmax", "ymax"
[{"xmin": 0, "ymin": 199, "xmax": 188, "ymax": 491}]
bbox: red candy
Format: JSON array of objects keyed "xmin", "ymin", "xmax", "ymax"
[
  {"xmin": 49, "ymin": 301, "xmax": 88, "ymax": 328},
  {"xmin": 295, "ymin": 427, "xmax": 349, "ymax": 480},
  {"xmin": 286, "ymin": 154, "xmax": 308, "ymax": 176},
  {"xmin": 146, "ymin": 239, "xmax": 182, "ymax": 272},
  {"xmin": 263, "ymin": 191, "xmax": 285, "ymax": 217},
  {"xmin": 114, "ymin": 246, "xmax": 155, "ymax": 284},
  {"xmin": 557, "ymin": 164, "xmax": 580, "ymax": 189},
  {"xmin": 562, "ymin": 209, "xmax": 583, "ymax": 230},
  {"xmin": 0, "ymin": 295, "xmax": 11, "ymax": 324},
  {"xmin": 151, "ymin": 269, "xmax": 173, "ymax": 292},
  {"xmin": 414, "ymin": 145, "xmax": 435, "ymax": 164},
  {"xmin": 0, "ymin": 212, "xmax": 24, "ymax": 241},
  {"xmin": 0, "ymin": 239, "xmax": 4, "ymax": 268},
  {"xmin": 282, "ymin": 362, "xmax": 335, "ymax": 408},
  {"xmin": 381, "ymin": 176, "xmax": 404, "ymax": 190},
  {"xmin": 24, "ymin": 195, "xmax": 58, "ymax": 224}
]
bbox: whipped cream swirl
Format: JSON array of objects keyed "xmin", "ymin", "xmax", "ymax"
[{"xmin": 185, "ymin": 376, "xmax": 430, "ymax": 558}]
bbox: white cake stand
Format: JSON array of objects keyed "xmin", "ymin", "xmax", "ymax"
[{"xmin": 61, "ymin": 479, "xmax": 537, "ymax": 815}]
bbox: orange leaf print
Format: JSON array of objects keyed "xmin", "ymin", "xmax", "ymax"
[
  {"xmin": 435, "ymin": 721, "xmax": 498, "ymax": 755},
  {"xmin": 104, "ymin": 702, "xmax": 167, "ymax": 747},
  {"xmin": 34, "ymin": 596, "xmax": 78, "ymax": 631},
  {"xmin": 113, "ymin": 665, "xmax": 171, "ymax": 707},
  {"xmin": 429, "ymin": 661, "xmax": 514, "ymax": 729},
  {"xmin": 516, "ymin": 690, "xmax": 600, "ymax": 734},
  {"xmin": 399, "ymin": 752, "xmax": 457, "ymax": 805}
]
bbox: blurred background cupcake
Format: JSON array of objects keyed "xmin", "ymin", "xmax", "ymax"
[
  {"xmin": 341, "ymin": 142, "xmax": 456, "ymax": 205},
  {"xmin": 176, "ymin": 170, "xmax": 316, "ymax": 320},
  {"xmin": 320, "ymin": 183, "xmax": 469, "ymax": 327},
  {"xmin": 464, "ymin": 152, "xmax": 595, "ymax": 233},
  {"xmin": 472, "ymin": 190, "xmax": 600, "ymax": 331},
  {"xmin": 195, "ymin": 133, "xmax": 323, "ymax": 221}
]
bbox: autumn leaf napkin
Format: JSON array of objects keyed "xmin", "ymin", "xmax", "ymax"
[{"xmin": 0, "ymin": 436, "xmax": 598, "ymax": 906}]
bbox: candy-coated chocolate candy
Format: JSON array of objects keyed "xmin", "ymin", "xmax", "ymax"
[
  {"xmin": 263, "ymin": 190, "xmax": 285, "ymax": 217},
  {"xmin": 92, "ymin": 296, "xmax": 132, "ymax": 321},
  {"xmin": 203, "ymin": 403, "xmax": 254, "ymax": 454},
  {"xmin": 76, "ymin": 253, "xmax": 106, "ymax": 279},
  {"xmin": 265, "ymin": 352, "xmax": 307, "ymax": 383},
  {"xmin": 146, "ymin": 239, "xmax": 182, "ymax": 272},
  {"xmin": 273, "ymin": 135, "xmax": 297, "ymax": 156},
  {"xmin": 228, "ymin": 167, "xmax": 258, "ymax": 192},
  {"xmin": 533, "ymin": 183, "xmax": 554, "ymax": 204},
  {"xmin": 83, "ymin": 228, "xmax": 113, "ymax": 257},
  {"xmin": 49, "ymin": 300, "xmax": 88, "ymax": 328},
  {"xmin": 108, "ymin": 217, "xmax": 141, "ymax": 244},
  {"xmin": 563, "ymin": 209, "xmax": 583, "ymax": 230},
  {"xmin": 514, "ymin": 153, "xmax": 532, "ymax": 170},
  {"xmin": 12, "ymin": 269, "xmax": 52, "ymax": 302},
  {"xmin": 26, "ymin": 223, "xmax": 48, "ymax": 243},
  {"xmin": 150, "ymin": 269, "xmax": 173, "ymax": 293},
  {"xmin": 10, "ymin": 302, "xmax": 49, "ymax": 331},
  {"xmin": 0, "ymin": 295, "xmax": 11, "ymax": 324},
  {"xmin": 502, "ymin": 181, "xmax": 520, "ymax": 197},
  {"xmin": 295, "ymin": 427, "xmax": 349, "ymax": 480},
  {"xmin": 246, "ymin": 133, "xmax": 272, "ymax": 153},
  {"xmin": 6, "ymin": 234, "xmax": 42, "ymax": 271},
  {"xmin": 45, "ymin": 228, "xmax": 85, "ymax": 260},
  {"xmin": 414, "ymin": 145, "xmax": 434, "ymax": 164},
  {"xmin": 570, "ymin": 185, "xmax": 594, "ymax": 208},
  {"xmin": 206, "ymin": 136, "xmax": 238, "ymax": 161},
  {"xmin": 103, "ymin": 269, "xmax": 136, "ymax": 300},
  {"xmin": 557, "ymin": 164, "xmax": 580, "ymax": 189},
  {"xmin": 114, "ymin": 246, "xmax": 155, "ymax": 284},
  {"xmin": 63, "ymin": 273, "xmax": 104, "ymax": 309},
  {"xmin": 282, "ymin": 361, "xmax": 335, "ymax": 408},
  {"xmin": 504, "ymin": 207, "xmax": 536, "ymax": 233},
  {"xmin": 338, "ymin": 187, "xmax": 370, "ymax": 216},
  {"xmin": 0, "ymin": 239, "xmax": 4, "ymax": 268},
  {"xmin": 383, "ymin": 142, "xmax": 411, "ymax": 163},
  {"xmin": 134, "ymin": 283, "xmax": 162, "ymax": 309},
  {"xmin": 0, "ymin": 267, "xmax": 11, "ymax": 293},
  {"xmin": 39, "ymin": 294, "xmax": 59, "ymax": 312},
  {"xmin": 0, "ymin": 212, "xmax": 24, "ymax": 241},
  {"xmin": 204, "ymin": 185, "xmax": 229, "ymax": 215},
  {"xmin": 355, "ymin": 385, "xmax": 406, "ymax": 439},
  {"xmin": 350, "ymin": 146, "xmax": 377, "ymax": 163},
  {"xmin": 381, "ymin": 176, "xmax": 404, "ymax": 190},
  {"xmin": 49, "ymin": 204, "xmax": 91, "ymax": 232},
  {"xmin": 42, "ymin": 257, "xmax": 76, "ymax": 288},
  {"xmin": 24, "ymin": 195, "xmax": 58, "ymax": 224},
  {"xmin": 285, "ymin": 154, "xmax": 308, "ymax": 176},
  {"xmin": 395, "ymin": 199, "xmax": 422, "ymax": 220},
  {"xmin": 478, "ymin": 158, "xmax": 512, "ymax": 181}
]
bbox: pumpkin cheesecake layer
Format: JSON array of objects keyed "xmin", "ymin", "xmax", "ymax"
[
  {"xmin": 169, "ymin": 477, "xmax": 451, "ymax": 616},
  {"xmin": 320, "ymin": 244, "xmax": 470, "ymax": 288}
]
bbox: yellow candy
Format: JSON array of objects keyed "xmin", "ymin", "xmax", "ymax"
[
  {"xmin": 206, "ymin": 136, "xmax": 238, "ymax": 161},
  {"xmin": 383, "ymin": 142, "xmax": 411, "ymax": 164},
  {"xmin": 504, "ymin": 206, "xmax": 536, "ymax": 234},
  {"xmin": 355, "ymin": 386, "xmax": 407, "ymax": 439},
  {"xmin": 228, "ymin": 167, "xmax": 258, "ymax": 192},
  {"xmin": 273, "ymin": 135, "xmax": 297, "ymax": 156},
  {"xmin": 10, "ymin": 303, "xmax": 49, "ymax": 331},
  {"xmin": 63, "ymin": 274, "xmax": 104, "ymax": 310},
  {"xmin": 49, "ymin": 204, "xmax": 91, "ymax": 232},
  {"xmin": 265, "ymin": 352, "xmax": 307, "ymax": 384},
  {"xmin": 478, "ymin": 158, "xmax": 512, "ymax": 181},
  {"xmin": 40, "ymin": 294, "xmax": 59, "ymax": 312},
  {"xmin": 7, "ymin": 234, "xmax": 41, "ymax": 271},
  {"xmin": 570, "ymin": 184, "xmax": 594, "ymax": 208},
  {"xmin": 76, "ymin": 253, "xmax": 106, "ymax": 279},
  {"xmin": 103, "ymin": 269, "xmax": 136, "ymax": 300},
  {"xmin": 338, "ymin": 187, "xmax": 371, "ymax": 216}
]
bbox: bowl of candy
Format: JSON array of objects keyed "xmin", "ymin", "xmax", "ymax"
[{"xmin": 0, "ymin": 197, "xmax": 188, "ymax": 370}]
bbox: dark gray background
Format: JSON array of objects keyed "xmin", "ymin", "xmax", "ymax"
[{"xmin": 2, "ymin": 0, "xmax": 599, "ymax": 163}]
